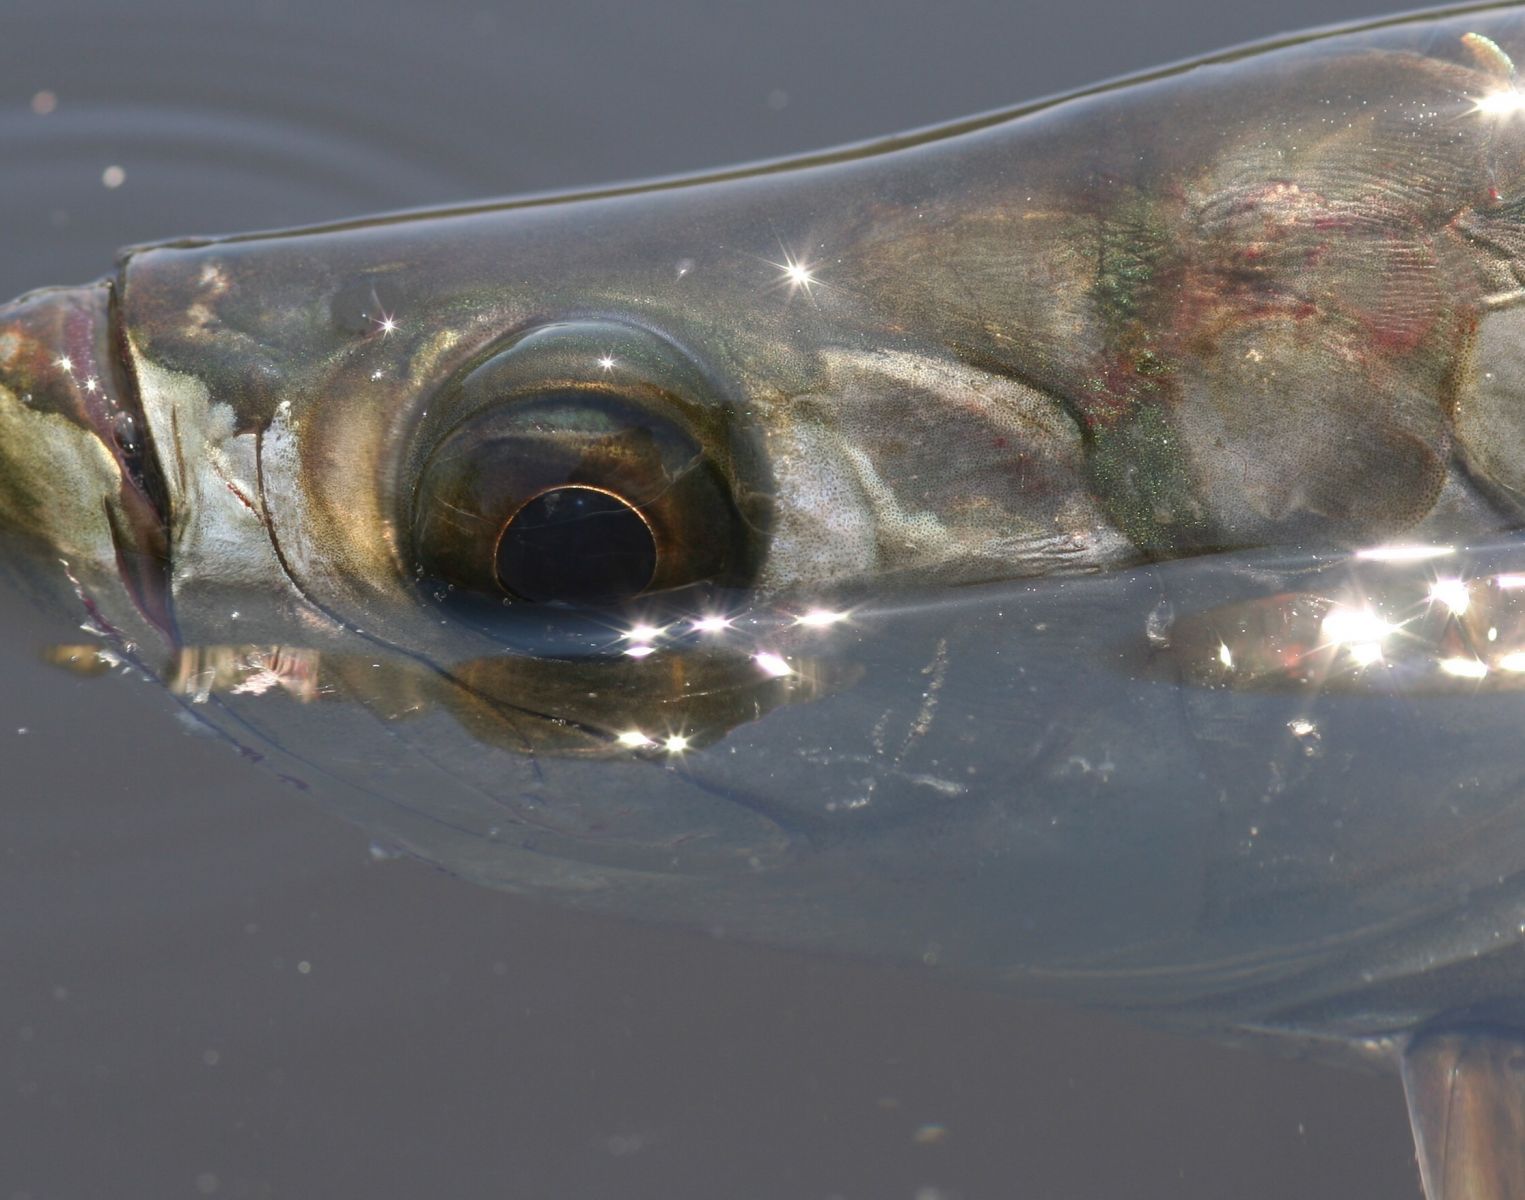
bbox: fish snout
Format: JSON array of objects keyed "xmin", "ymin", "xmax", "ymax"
[
  {"xmin": 0, "ymin": 279, "xmax": 174, "ymax": 642},
  {"xmin": 0, "ymin": 279, "xmax": 127, "ymax": 476}
]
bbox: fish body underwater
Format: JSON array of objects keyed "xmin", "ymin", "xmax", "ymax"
[{"xmin": 7, "ymin": 4, "xmax": 1525, "ymax": 1195}]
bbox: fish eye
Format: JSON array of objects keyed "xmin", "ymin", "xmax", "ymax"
[{"xmin": 407, "ymin": 322, "xmax": 763, "ymax": 610}]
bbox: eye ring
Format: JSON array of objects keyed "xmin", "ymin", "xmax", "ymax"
[{"xmin": 491, "ymin": 483, "xmax": 659, "ymax": 606}]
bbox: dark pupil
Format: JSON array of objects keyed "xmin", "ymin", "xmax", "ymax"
[{"xmin": 495, "ymin": 486, "xmax": 657, "ymax": 606}]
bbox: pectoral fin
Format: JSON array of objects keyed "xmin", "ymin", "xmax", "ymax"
[{"xmin": 1402, "ymin": 1020, "xmax": 1525, "ymax": 1200}]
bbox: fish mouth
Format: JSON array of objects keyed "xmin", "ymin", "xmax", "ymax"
[{"xmin": 0, "ymin": 278, "xmax": 176, "ymax": 640}]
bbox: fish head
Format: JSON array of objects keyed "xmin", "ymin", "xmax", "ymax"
[
  {"xmin": 0, "ymin": 190, "xmax": 1236, "ymax": 991},
  {"xmin": 71, "ymin": 173, "xmax": 1143, "ymax": 766},
  {"xmin": 13, "ymin": 13, "xmax": 1525, "ymax": 1047}
]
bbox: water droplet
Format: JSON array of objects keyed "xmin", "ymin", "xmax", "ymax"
[{"xmin": 329, "ymin": 276, "xmax": 405, "ymax": 336}]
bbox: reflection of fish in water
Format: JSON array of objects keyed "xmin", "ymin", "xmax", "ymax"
[
  {"xmin": 45, "ymin": 631, "xmax": 841, "ymax": 756},
  {"xmin": 9, "ymin": 7, "xmax": 1525, "ymax": 1196}
]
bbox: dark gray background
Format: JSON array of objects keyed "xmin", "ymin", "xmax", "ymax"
[{"xmin": 0, "ymin": 1, "xmax": 1438, "ymax": 1197}]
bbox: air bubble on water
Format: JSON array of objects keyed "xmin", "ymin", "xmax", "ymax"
[{"xmin": 1145, "ymin": 599, "xmax": 1174, "ymax": 647}]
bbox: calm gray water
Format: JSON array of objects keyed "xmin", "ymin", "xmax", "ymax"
[{"xmin": 1, "ymin": 1, "xmax": 1433, "ymax": 1197}]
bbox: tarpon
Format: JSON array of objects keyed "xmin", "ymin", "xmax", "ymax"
[{"xmin": 7, "ymin": 5, "xmax": 1525, "ymax": 1195}]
